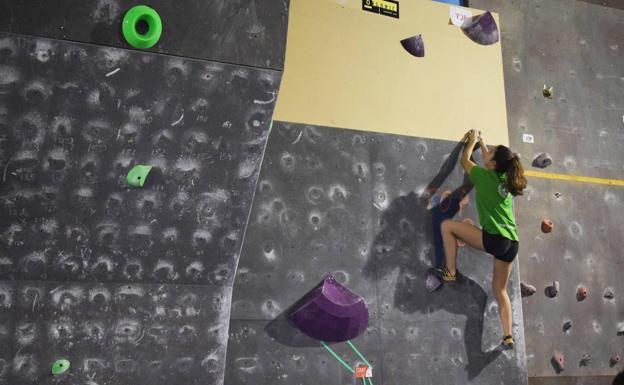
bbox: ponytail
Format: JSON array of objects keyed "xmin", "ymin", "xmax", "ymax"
[{"xmin": 494, "ymin": 145, "xmax": 527, "ymax": 196}]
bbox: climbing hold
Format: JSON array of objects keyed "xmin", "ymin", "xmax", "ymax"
[
  {"xmin": 604, "ymin": 288, "xmax": 615, "ymax": 299},
  {"xmin": 400, "ymin": 34, "xmax": 425, "ymax": 58},
  {"xmin": 551, "ymin": 352, "xmax": 565, "ymax": 373},
  {"xmin": 126, "ymin": 165, "xmax": 153, "ymax": 187},
  {"xmin": 543, "ymin": 85, "xmax": 555, "ymax": 99},
  {"xmin": 617, "ymin": 323, "xmax": 624, "ymax": 336},
  {"xmin": 461, "ymin": 11, "xmax": 499, "ymax": 46},
  {"xmin": 532, "ymin": 153, "xmax": 553, "ymax": 169},
  {"xmin": 425, "ymin": 273, "xmax": 442, "ymax": 292},
  {"xmin": 576, "ymin": 286, "xmax": 588, "ymax": 301},
  {"xmin": 554, "ymin": 192, "xmax": 562, "ymax": 199},
  {"xmin": 562, "ymin": 320, "xmax": 572, "ymax": 332},
  {"xmin": 541, "ymin": 219, "xmax": 554, "ymax": 234},
  {"xmin": 611, "ymin": 354, "xmax": 621, "ymax": 367},
  {"xmin": 122, "ymin": 5, "xmax": 163, "ymax": 49},
  {"xmin": 520, "ymin": 282, "xmax": 536, "ymax": 297},
  {"xmin": 52, "ymin": 359, "xmax": 70, "ymax": 375},
  {"xmin": 580, "ymin": 353, "xmax": 592, "ymax": 367},
  {"xmin": 288, "ymin": 274, "xmax": 369, "ymax": 342},
  {"xmin": 545, "ymin": 281, "xmax": 560, "ymax": 298}
]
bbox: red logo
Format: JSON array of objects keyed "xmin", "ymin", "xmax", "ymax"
[{"xmin": 355, "ymin": 365, "xmax": 372, "ymax": 378}]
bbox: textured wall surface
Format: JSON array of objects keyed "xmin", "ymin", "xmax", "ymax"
[
  {"xmin": 0, "ymin": 32, "xmax": 280, "ymax": 384},
  {"xmin": 0, "ymin": 0, "xmax": 289, "ymax": 70},
  {"xmin": 226, "ymin": 122, "xmax": 528, "ymax": 385},
  {"xmin": 470, "ymin": 0, "xmax": 624, "ymax": 379}
]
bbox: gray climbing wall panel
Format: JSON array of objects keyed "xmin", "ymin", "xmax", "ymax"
[
  {"xmin": 226, "ymin": 122, "xmax": 528, "ymax": 385},
  {"xmin": 0, "ymin": 32, "xmax": 281, "ymax": 384},
  {"xmin": 0, "ymin": 0, "xmax": 289, "ymax": 70},
  {"xmin": 470, "ymin": 0, "xmax": 624, "ymax": 380}
]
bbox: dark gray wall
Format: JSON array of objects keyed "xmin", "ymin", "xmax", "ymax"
[
  {"xmin": 0, "ymin": 0, "xmax": 289, "ymax": 70},
  {"xmin": 0, "ymin": 32, "xmax": 280, "ymax": 384},
  {"xmin": 471, "ymin": 0, "xmax": 624, "ymax": 380},
  {"xmin": 226, "ymin": 122, "xmax": 528, "ymax": 385}
]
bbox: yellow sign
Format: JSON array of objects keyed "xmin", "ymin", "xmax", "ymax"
[{"xmin": 363, "ymin": 0, "xmax": 399, "ymax": 18}]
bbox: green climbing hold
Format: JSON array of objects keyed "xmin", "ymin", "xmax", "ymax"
[
  {"xmin": 51, "ymin": 359, "xmax": 70, "ymax": 375},
  {"xmin": 126, "ymin": 165, "xmax": 153, "ymax": 187},
  {"xmin": 122, "ymin": 5, "xmax": 162, "ymax": 49}
]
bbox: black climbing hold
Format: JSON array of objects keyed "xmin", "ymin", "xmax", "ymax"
[
  {"xmin": 532, "ymin": 153, "xmax": 552, "ymax": 169},
  {"xmin": 543, "ymin": 85, "xmax": 554, "ymax": 99},
  {"xmin": 580, "ymin": 353, "xmax": 592, "ymax": 367},
  {"xmin": 545, "ymin": 281, "xmax": 560, "ymax": 298},
  {"xmin": 562, "ymin": 320, "xmax": 572, "ymax": 332}
]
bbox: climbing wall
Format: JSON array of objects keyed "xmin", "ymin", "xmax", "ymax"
[
  {"xmin": 469, "ymin": 0, "xmax": 624, "ymax": 382},
  {"xmin": 226, "ymin": 122, "xmax": 528, "ymax": 385},
  {"xmin": 0, "ymin": 0, "xmax": 289, "ymax": 69},
  {"xmin": 0, "ymin": 32, "xmax": 280, "ymax": 384}
]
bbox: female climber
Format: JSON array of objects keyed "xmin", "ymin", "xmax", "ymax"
[{"xmin": 434, "ymin": 129, "xmax": 527, "ymax": 349}]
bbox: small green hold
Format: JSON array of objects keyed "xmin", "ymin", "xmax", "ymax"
[
  {"xmin": 126, "ymin": 165, "xmax": 153, "ymax": 187},
  {"xmin": 52, "ymin": 359, "xmax": 70, "ymax": 375}
]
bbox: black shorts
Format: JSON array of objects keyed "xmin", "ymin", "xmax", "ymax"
[{"xmin": 482, "ymin": 231, "xmax": 518, "ymax": 262}]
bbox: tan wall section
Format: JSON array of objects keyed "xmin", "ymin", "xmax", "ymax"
[{"xmin": 274, "ymin": 0, "xmax": 509, "ymax": 146}]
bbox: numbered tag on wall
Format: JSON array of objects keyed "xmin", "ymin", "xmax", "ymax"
[{"xmin": 522, "ymin": 134, "xmax": 534, "ymax": 143}]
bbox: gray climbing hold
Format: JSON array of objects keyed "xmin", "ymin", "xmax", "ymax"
[
  {"xmin": 520, "ymin": 282, "xmax": 536, "ymax": 297},
  {"xmin": 545, "ymin": 281, "xmax": 560, "ymax": 298},
  {"xmin": 611, "ymin": 354, "xmax": 621, "ymax": 367},
  {"xmin": 532, "ymin": 153, "xmax": 552, "ymax": 169},
  {"xmin": 563, "ymin": 320, "xmax": 572, "ymax": 333},
  {"xmin": 617, "ymin": 323, "xmax": 624, "ymax": 336},
  {"xmin": 580, "ymin": 353, "xmax": 592, "ymax": 367},
  {"xmin": 604, "ymin": 288, "xmax": 615, "ymax": 299}
]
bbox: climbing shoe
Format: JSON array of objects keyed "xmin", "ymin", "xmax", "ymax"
[
  {"xmin": 502, "ymin": 335, "xmax": 515, "ymax": 350},
  {"xmin": 432, "ymin": 266, "xmax": 456, "ymax": 282}
]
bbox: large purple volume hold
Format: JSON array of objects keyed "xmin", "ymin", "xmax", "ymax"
[
  {"xmin": 400, "ymin": 34, "xmax": 425, "ymax": 57},
  {"xmin": 461, "ymin": 11, "xmax": 500, "ymax": 46},
  {"xmin": 288, "ymin": 274, "xmax": 369, "ymax": 342}
]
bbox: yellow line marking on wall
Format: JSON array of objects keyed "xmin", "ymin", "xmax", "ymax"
[{"xmin": 525, "ymin": 170, "xmax": 624, "ymax": 187}]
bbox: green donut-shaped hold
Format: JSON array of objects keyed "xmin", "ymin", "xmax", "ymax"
[{"xmin": 122, "ymin": 5, "xmax": 162, "ymax": 49}]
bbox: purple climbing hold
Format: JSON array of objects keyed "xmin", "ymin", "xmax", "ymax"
[
  {"xmin": 400, "ymin": 34, "xmax": 425, "ymax": 58},
  {"xmin": 461, "ymin": 11, "xmax": 500, "ymax": 46},
  {"xmin": 426, "ymin": 273, "xmax": 442, "ymax": 292},
  {"xmin": 288, "ymin": 274, "xmax": 369, "ymax": 342},
  {"xmin": 611, "ymin": 354, "xmax": 621, "ymax": 367},
  {"xmin": 520, "ymin": 282, "xmax": 536, "ymax": 297}
]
